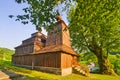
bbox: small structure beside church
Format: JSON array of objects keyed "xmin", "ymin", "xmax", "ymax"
[{"xmin": 12, "ymin": 16, "xmax": 79, "ymax": 76}]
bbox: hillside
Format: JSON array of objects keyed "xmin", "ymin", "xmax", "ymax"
[{"xmin": 0, "ymin": 47, "xmax": 14, "ymax": 60}]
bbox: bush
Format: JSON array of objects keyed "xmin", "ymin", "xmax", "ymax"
[
  {"xmin": 109, "ymin": 54, "xmax": 120, "ymax": 75},
  {"xmin": 114, "ymin": 59, "xmax": 120, "ymax": 75}
]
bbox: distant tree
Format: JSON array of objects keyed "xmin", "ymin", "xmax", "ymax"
[
  {"xmin": 114, "ymin": 59, "xmax": 120, "ymax": 75},
  {"xmin": 116, "ymin": 54, "xmax": 120, "ymax": 58},
  {"xmin": 79, "ymin": 52, "xmax": 98, "ymax": 67},
  {"xmin": 68, "ymin": 0, "xmax": 120, "ymax": 75},
  {"xmin": 80, "ymin": 52, "xmax": 97, "ymax": 62},
  {"xmin": 0, "ymin": 49, "xmax": 5, "ymax": 60},
  {"xmin": 0, "ymin": 48, "xmax": 14, "ymax": 60},
  {"xmin": 0, "ymin": 50, "xmax": 3, "ymax": 59},
  {"xmin": 109, "ymin": 54, "xmax": 120, "ymax": 75}
]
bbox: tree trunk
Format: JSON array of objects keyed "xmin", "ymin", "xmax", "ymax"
[
  {"xmin": 96, "ymin": 53, "xmax": 117, "ymax": 75},
  {"xmin": 89, "ymin": 40, "xmax": 117, "ymax": 75}
]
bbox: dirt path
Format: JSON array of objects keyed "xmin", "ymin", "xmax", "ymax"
[
  {"xmin": 0, "ymin": 70, "xmax": 27, "ymax": 80},
  {"xmin": 0, "ymin": 71, "xmax": 10, "ymax": 80}
]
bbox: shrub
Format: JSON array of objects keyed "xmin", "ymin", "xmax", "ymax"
[{"xmin": 114, "ymin": 59, "xmax": 120, "ymax": 75}]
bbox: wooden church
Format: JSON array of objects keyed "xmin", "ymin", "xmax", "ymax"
[{"xmin": 12, "ymin": 16, "xmax": 82, "ymax": 76}]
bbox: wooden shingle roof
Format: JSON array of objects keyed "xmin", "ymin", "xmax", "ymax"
[{"xmin": 35, "ymin": 45, "xmax": 78, "ymax": 56}]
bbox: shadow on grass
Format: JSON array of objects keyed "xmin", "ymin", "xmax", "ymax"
[
  {"xmin": 1, "ymin": 70, "xmax": 26, "ymax": 80},
  {"xmin": 0, "ymin": 60, "xmax": 31, "ymax": 74},
  {"xmin": 0, "ymin": 59, "xmax": 61, "ymax": 80}
]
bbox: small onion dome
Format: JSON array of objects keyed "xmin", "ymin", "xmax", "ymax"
[{"xmin": 56, "ymin": 15, "xmax": 62, "ymax": 22}]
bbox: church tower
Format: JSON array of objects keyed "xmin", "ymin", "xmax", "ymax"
[{"xmin": 46, "ymin": 16, "xmax": 71, "ymax": 48}]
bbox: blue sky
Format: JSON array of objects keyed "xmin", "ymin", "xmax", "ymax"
[
  {"xmin": 0, "ymin": 0, "xmax": 67, "ymax": 50},
  {"xmin": 0, "ymin": 0, "xmax": 43, "ymax": 50}
]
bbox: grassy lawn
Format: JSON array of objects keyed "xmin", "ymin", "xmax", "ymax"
[{"xmin": 0, "ymin": 59, "xmax": 120, "ymax": 80}]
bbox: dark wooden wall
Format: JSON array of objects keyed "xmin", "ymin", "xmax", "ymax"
[
  {"xmin": 12, "ymin": 52, "xmax": 61, "ymax": 68},
  {"xmin": 15, "ymin": 44, "xmax": 34, "ymax": 54},
  {"xmin": 12, "ymin": 55, "xmax": 32, "ymax": 66},
  {"xmin": 12, "ymin": 52, "xmax": 77, "ymax": 69},
  {"xmin": 34, "ymin": 52, "xmax": 61, "ymax": 68}
]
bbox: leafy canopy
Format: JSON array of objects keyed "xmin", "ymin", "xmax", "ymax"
[
  {"xmin": 12, "ymin": 0, "xmax": 72, "ymax": 30},
  {"xmin": 68, "ymin": 0, "xmax": 120, "ymax": 55}
]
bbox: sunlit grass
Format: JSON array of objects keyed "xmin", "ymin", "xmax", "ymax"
[{"xmin": 0, "ymin": 59, "xmax": 120, "ymax": 80}]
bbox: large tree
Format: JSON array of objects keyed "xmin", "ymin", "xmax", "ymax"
[
  {"xmin": 12, "ymin": 0, "xmax": 120, "ymax": 75},
  {"xmin": 68, "ymin": 0, "xmax": 120, "ymax": 75}
]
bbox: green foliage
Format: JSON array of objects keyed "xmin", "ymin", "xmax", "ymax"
[
  {"xmin": 109, "ymin": 54, "xmax": 120, "ymax": 75},
  {"xmin": 114, "ymin": 59, "xmax": 120, "ymax": 75},
  {"xmin": 0, "ymin": 47, "xmax": 14, "ymax": 61},
  {"xmin": 79, "ymin": 52, "xmax": 98, "ymax": 66},
  {"xmin": 80, "ymin": 52, "xmax": 97, "ymax": 61},
  {"xmin": 69, "ymin": 0, "xmax": 120, "ymax": 53},
  {"xmin": 116, "ymin": 54, "xmax": 120, "ymax": 58},
  {"xmin": 79, "ymin": 52, "xmax": 99, "ymax": 71},
  {"xmin": 11, "ymin": 0, "xmax": 72, "ymax": 29}
]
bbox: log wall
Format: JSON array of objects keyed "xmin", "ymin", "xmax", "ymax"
[
  {"xmin": 12, "ymin": 52, "xmax": 75, "ymax": 76},
  {"xmin": 12, "ymin": 52, "xmax": 61, "ymax": 68},
  {"xmin": 12, "ymin": 52, "xmax": 75, "ymax": 69},
  {"xmin": 15, "ymin": 45, "xmax": 34, "ymax": 54},
  {"xmin": 61, "ymin": 53, "xmax": 72, "ymax": 69},
  {"xmin": 34, "ymin": 52, "xmax": 61, "ymax": 68},
  {"xmin": 12, "ymin": 55, "xmax": 32, "ymax": 66}
]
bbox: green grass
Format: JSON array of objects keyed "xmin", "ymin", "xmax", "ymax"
[{"xmin": 0, "ymin": 59, "xmax": 120, "ymax": 80}]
